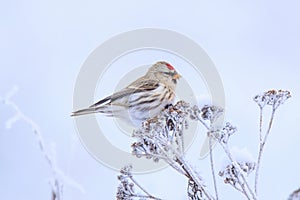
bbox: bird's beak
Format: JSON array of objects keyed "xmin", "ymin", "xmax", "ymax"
[{"xmin": 173, "ymin": 73, "xmax": 181, "ymax": 80}]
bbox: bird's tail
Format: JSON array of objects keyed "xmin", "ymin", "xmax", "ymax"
[{"xmin": 71, "ymin": 107, "xmax": 98, "ymax": 117}]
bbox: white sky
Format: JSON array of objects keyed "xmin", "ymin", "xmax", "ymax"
[{"xmin": 1, "ymin": 0, "xmax": 300, "ymax": 199}]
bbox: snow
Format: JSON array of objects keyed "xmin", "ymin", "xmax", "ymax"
[{"xmin": 220, "ymin": 146, "xmax": 255, "ymax": 170}]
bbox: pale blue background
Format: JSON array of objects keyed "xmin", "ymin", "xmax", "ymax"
[{"xmin": 1, "ymin": 0, "xmax": 300, "ymax": 199}]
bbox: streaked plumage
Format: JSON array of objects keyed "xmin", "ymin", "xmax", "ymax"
[{"xmin": 71, "ymin": 61, "xmax": 181, "ymax": 126}]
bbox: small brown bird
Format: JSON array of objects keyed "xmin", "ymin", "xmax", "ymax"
[{"xmin": 71, "ymin": 61, "xmax": 181, "ymax": 127}]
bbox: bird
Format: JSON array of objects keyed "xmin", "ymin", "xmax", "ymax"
[{"xmin": 71, "ymin": 61, "xmax": 181, "ymax": 127}]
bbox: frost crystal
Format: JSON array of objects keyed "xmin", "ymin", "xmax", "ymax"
[
  {"xmin": 187, "ymin": 179, "xmax": 208, "ymax": 200},
  {"xmin": 116, "ymin": 165, "xmax": 162, "ymax": 200},
  {"xmin": 219, "ymin": 147, "xmax": 256, "ymax": 188},
  {"xmin": 130, "ymin": 102, "xmax": 212, "ymax": 200},
  {"xmin": 2, "ymin": 87, "xmax": 85, "ymax": 200},
  {"xmin": 253, "ymin": 89, "xmax": 291, "ymax": 109},
  {"xmin": 115, "ymin": 89, "xmax": 293, "ymax": 200},
  {"xmin": 218, "ymin": 162, "xmax": 255, "ymax": 187},
  {"xmin": 117, "ymin": 165, "xmax": 136, "ymax": 200},
  {"xmin": 200, "ymin": 105, "xmax": 224, "ymax": 123},
  {"xmin": 209, "ymin": 122, "xmax": 237, "ymax": 144},
  {"xmin": 288, "ymin": 188, "xmax": 300, "ymax": 200},
  {"xmin": 188, "ymin": 104, "xmax": 224, "ymax": 130},
  {"xmin": 132, "ymin": 101, "xmax": 190, "ymax": 162}
]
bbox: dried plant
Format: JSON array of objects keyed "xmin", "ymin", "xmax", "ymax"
[
  {"xmin": 253, "ymin": 90, "xmax": 291, "ymax": 196},
  {"xmin": 116, "ymin": 89, "xmax": 296, "ymax": 200},
  {"xmin": 288, "ymin": 188, "xmax": 300, "ymax": 200},
  {"xmin": 1, "ymin": 87, "xmax": 85, "ymax": 200},
  {"xmin": 131, "ymin": 101, "xmax": 214, "ymax": 200},
  {"xmin": 1, "ymin": 87, "xmax": 296, "ymax": 200},
  {"xmin": 116, "ymin": 165, "xmax": 163, "ymax": 200}
]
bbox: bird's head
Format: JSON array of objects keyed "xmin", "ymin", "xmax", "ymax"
[{"xmin": 147, "ymin": 61, "xmax": 181, "ymax": 84}]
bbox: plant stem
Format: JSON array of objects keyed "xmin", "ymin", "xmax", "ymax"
[
  {"xmin": 255, "ymin": 107, "xmax": 276, "ymax": 195},
  {"xmin": 259, "ymin": 107, "xmax": 263, "ymax": 144},
  {"xmin": 254, "ymin": 107, "xmax": 263, "ymax": 196},
  {"xmin": 209, "ymin": 135, "xmax": 219, "ymax": 200},
  {"xmin": 220, "ymin": 143, "xmax": 255, "ymax": 200},
  {"xmin": 133, "ymin": 194, "xmax": 163, "ymax": 200},
  {"xmin": 176, "ymin": 156, "xmax": 215, "ymax": 200},
  {"xmin": 130, "ymin": 176, "xmax": 163, "ymax": 200}
]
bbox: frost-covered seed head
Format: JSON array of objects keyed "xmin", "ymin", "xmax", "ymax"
[{"xmin": 253, "ymin": 89, "xmax": 291, "ymax": 109}]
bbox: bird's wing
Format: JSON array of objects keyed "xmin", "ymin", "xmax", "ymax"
[
  {"xmin": 89, "ymin": 88, "xmax": 134, "ymax": 107},
  {"xmin": 89, "ymin": 79, "xmax": 159, "ymax": 108},
  {"xmin": 127, "ymin": 78, "xmax": 159, "ymax": 91}
]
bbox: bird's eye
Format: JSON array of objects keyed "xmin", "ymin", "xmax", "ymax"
[{"xmin": 163, "ymin": 72, "xmax": 173, "ymax": 76}]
